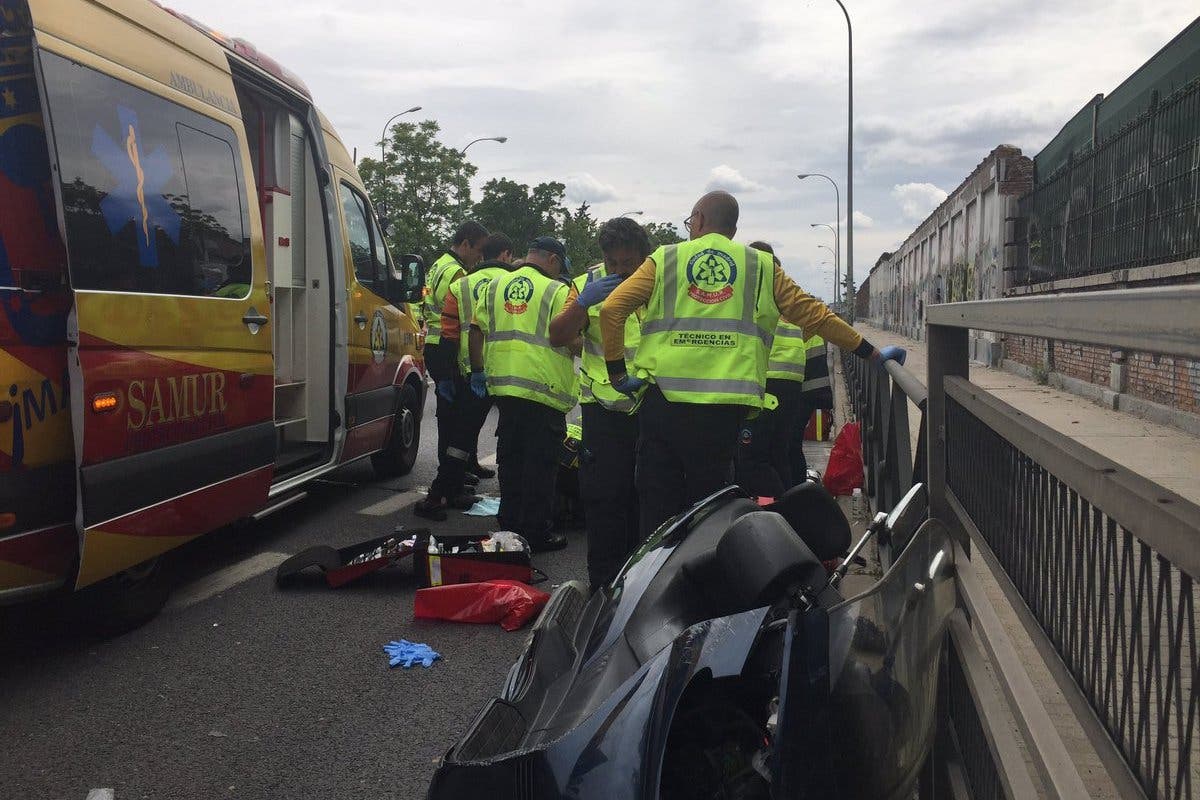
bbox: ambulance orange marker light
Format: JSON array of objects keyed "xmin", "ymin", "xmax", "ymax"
[
  {"xmin": 92, "ymin": 392, "xmax": 119, "ymax": 413},
  {"xmin": 0, "ymin": 513, "xmax": 15, "ymax": 531}
]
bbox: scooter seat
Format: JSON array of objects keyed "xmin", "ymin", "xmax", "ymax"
[{"xmin": 765, "ymin": 481, "xmax": 851, "ymax": 561}]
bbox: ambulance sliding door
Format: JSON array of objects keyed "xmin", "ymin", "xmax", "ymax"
[{"xmin": 30, "ymin": 13, "xmax": 274, "ymax": 588}]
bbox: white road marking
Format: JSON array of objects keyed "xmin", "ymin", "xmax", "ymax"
[
  {"xmin": 357, "ymin": 488, "xmax": 425, "ymax": 516},
  {"xmin": 86, "ymin": 790, "xmax": 114, "ymax": 800},
  {"xmin": 165, "ymin": 552, "xmax": 290, "ymax": 611}
]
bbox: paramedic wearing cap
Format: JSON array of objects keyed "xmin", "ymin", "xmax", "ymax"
[
  {"xmin": 469, "ymin": 236, "xmax": 577, "ymax": 552},
  {"xmin": 599, "ymin": 190, "xmax": 906, "ymax": 537},
  {"xmin": 549, "ymin": 217, "xmax": 652, "ymax": 591}
]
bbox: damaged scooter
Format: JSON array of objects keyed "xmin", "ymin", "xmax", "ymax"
[{"xmin": 427, "ymin": 477, "xmax": 955, "ymax": 799}]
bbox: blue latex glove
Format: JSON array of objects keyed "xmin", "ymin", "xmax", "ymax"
[
  {"xmin": 435, "ymin": 379, "xmax": 456, "ymax": 403},
  {"xmin": 878, "ymin": 345, "xmax": 907, "ymax": 366},
  {"xmin": 382, "ymin": 639, "xmax": 441, "ymax": 669},
  {"xmin": 470, "ymin": 370, "xmax": 488, "ymax": 398},
  {"xmin": 612, "ymin": 374, "xmax": 646, "ymax": 396},
  {"xmin": 576, "ymin": 273, "xmax": 622, "ymax": 308}
]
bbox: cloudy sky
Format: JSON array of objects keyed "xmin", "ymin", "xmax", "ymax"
[{"xmin": 173, "ymin": 0, "xmax": 1197, "ymax": 300}]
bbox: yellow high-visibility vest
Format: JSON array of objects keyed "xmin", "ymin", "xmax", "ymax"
[
  {"xmin": 573, "ymin": 264, "xmax": 643, "ymax": 413},
  {"xmin": 447, "ymin": 264, "xmax": 509, "ymax": 375},
  {"xmin": 421, "ymin": 251, "xmax": 465, "ymax": 345},
  {"xmin": 476, "ymin": 265, "xmax": 578, "ymax": 413},
  {"xmin": 766, "ymin": 320, "xmax": 808, "ymax": 382},
  {"xmin": 633, "ymin": 234, "xmax": 779, "ymax": 408}
]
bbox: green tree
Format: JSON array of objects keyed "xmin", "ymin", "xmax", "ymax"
[
  {"xmin": 472, "ymin": 178, "xmax": 567, "ymax": 255},
  {"xmin": 559, "ymin": 203, "xmax": 602, "ymax": 276},
  {"xmin": 644, "ymin": 221, "xmax": 685, "ymax": 249},
  {"xmin": 357, "ymin": 119, "xmax": 477, "ymax": 261}
]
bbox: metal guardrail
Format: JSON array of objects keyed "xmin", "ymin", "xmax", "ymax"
[
  {"xmin": 840, "ymin": 353, "xmax": 927, "ymax": 569},
  {"xmin": 839, "ymin": 347, "xmax": 1073, "ymax": 800},
  {"xmin": 925, "ymin": 286, "xmax": 1200, "ymax": 800}
]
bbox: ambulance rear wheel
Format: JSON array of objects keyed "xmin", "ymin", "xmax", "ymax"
[
  {"xmin": 372, "ymin": 383, "xmax": 421, "ymax": 477},
  {"xmin": 84, "ymin": 556, "xmax": 172, "ymax": 633}
]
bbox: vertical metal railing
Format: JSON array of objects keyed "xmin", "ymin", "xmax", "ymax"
[
  {"xmin": 839, "ymin": 349, "xmax": 928, "ymax": 568},
  {"xmin": 926, "ymin": 286, "xmax": 1200, "ymax": 800}
]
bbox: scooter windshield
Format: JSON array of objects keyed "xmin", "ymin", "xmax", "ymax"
[{"xmin": 822, "ymin": 519, "xmax": 956, "ymax": 799}]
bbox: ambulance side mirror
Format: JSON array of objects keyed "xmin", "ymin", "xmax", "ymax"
[{"xmin": 389, "ymin": 254, "xmax": 425, "ymax": 306}]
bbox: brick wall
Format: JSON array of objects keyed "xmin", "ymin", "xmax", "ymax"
[
  {"xmin": 1053, "ymin": 341, "xmax": 1110, "ymax": 386},
  {"xmin": 1005, "ymin": 335, "xmax": 1045, "ymax": 370},
  {"xmin": 1004, "ymin": 334, "xmax": 1200, "ymax": 415},
  {"xmin": 1128, "ymin": 353, "xmax": 1200, "ymax": 415}
]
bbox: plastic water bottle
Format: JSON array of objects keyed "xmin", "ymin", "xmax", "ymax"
[{"xmin": 851, "ymin": 489, "xmax": 865, "ymax": 522}]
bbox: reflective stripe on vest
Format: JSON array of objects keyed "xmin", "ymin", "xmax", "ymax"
[
  {"xmin": 483, "ymin": 267, "xmax": 578, "ymax": 412},
  {"xmin": 574, "ymin": 264, "xmax": 644, "ymax": 412},
  {"xmin": 633, "ymin": 235, "xmax": 780, "ymax": 407},
  {"xmin": 801, "ymin": 335, "xmax": 831, "ymax": 395},
  {"xmin": 450, "ymin": 267, "xmax": 507, "ymax": 375},
  {"xmin": 422, "ymin": 252, "xmax": 465, "ymax": 344},
  {"xmin": 766, "ymin": 321, "xmax": 808, "ymax": 382}
]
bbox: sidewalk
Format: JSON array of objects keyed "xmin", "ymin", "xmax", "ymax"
[{"xmin": 859, "ymin": 322, "xmax": 1200, "ymax": 504}]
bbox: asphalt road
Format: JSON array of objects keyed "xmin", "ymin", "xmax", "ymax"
[{"xmin": 0, "ymin": 405, "xmax": 588, "ymax": 800}]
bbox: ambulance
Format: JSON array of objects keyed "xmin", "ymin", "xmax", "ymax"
[{"xmin": 0, "ymin": 0, "xmax": 428, "ymax": 625}]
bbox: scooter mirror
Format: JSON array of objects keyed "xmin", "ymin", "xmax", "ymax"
[
  {"xmin": 884, "ymin": 483, "xmax": 927, "ymax": 552},
  {"xmin": 828, "ymin": 511, "xmax": 888, "ymax": 588}
]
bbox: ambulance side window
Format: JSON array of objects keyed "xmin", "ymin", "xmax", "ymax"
[
  {"xmin": 39, "ymin": 52, "xmax": 250, "ymax": 298},
  {"xmin": 338, "ymin": 183, "xmax": 385, "ymax": 290}
]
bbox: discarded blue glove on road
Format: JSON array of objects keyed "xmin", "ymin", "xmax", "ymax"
[
  {"xmin": 878, "ymin": 345, "xmax": 907, "ymax": 366},
  {"xmin": 435, "ymin": 379, "xmax": 456, "ymax": 403},
  {"xmin": 577, "ymin": 273, "xmax": 622, "ymax": 308},
  {"xmin": 613, "ymin": 375, "xmax": 646, "ymax": 396},
  {"xmin": 383, "ymin": 639, "xmax": 441, "ymax": 669},
  {"xmin": 470, "ymin": 370, "xmax": 488, "ymax": 398}
]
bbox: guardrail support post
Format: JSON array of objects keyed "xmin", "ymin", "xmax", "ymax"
[{"xmin": 927, "ymin": 321, "xmax": 969, "ymax": 551}]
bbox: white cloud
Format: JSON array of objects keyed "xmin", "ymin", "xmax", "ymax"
[
  {"xmin": 892, "ymin": 183, "xmax": 949, "ymax": 222},
  {"xmin": 705, "ymin": 165, "xmax": 766, "ymax": 194},
  {"xmin": 853, "ymin": 210, "xmax": 874, "ymax": 228},
  {"xmin": 564, "ymin": 173, "xmax": 619, "ymax": 203}
]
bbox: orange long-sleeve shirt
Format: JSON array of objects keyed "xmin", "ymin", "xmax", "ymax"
[{"xmin": 599, "ymin": 256, "xmax": 867, "ymax": 363}]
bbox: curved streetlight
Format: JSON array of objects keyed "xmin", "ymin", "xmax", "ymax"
[
  {"xmin": 620, "ymin": 210, "xmax": 645, "ymax": 217},
  {"xmin": 811, "ymin": 222, "xmax": 839, "ymax": 304},
  {"xmin": 460, "ymin": 136, "xmax": 507, "ymax": 155},
  {"xmin": 379, "ymin": 106, "xmax": 422, "ymax": 165},
  {"xmin": 797, "ymin": 173, "xmax": 841, "ymax": 304},
  {"xmin": 825, "ymin": 0, "xmax": 854, "ymax": 319},
  {"xmin": 377, "ymin": 106, "xmax": 422, "ymax": 217}
]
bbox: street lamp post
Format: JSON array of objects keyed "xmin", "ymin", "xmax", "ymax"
[
  {"xmin": 797, "ymin": 173, "xmax": 841, "ymax": 302},
  {"xmin": 810, "ymin": 222, "xmax": 839, "ymax": 305},
  {"xmin": 818, "ymin": 260, "xmax": 834, "ymax": 302},
  {"xmin": 460, "ymin": 136, "xmax": 508, "ymax": 155},
  {"xmin": 379, "ymin": 106, "xmax": 422, "ymax": 166},
  {"xmin": 832, "ymin": 0, "xmax": 854, "ymax": 320},
  {"xmin": 377, "ymin": 106, "xmax": 421, "ymax": 217}
]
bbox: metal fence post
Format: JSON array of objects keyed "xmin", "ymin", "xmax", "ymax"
[
  {"xmin": 927, "ymin": 320, "xmax": 969, "ymax": 551},
  {"xmin": 1138, "ymin": 90, "xmax": 1160, "ymax": 267}
]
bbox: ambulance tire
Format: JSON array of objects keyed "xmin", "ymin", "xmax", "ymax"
[
  {"xmin": 372, "ymin": 383, "xmax": 421, "ymax": 478},
  {"xmin": 84, "ymin": 556, "xmax": 173, "ymax": 634}
]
